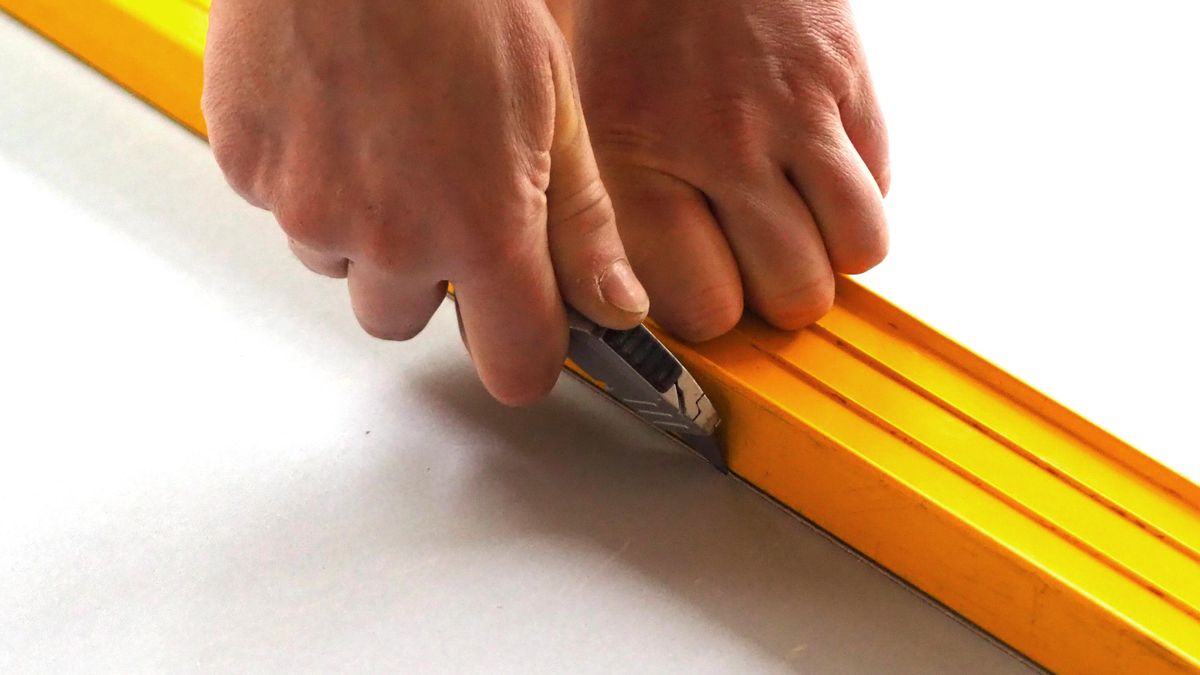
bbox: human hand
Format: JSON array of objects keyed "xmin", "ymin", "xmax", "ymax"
[
  {"xmin": 569, "ymin": 0, "xmax": 889, "ymax": 339},
  {"xmin": 202, "ymin": 0, "xmax": 648, "ymax": 405}
]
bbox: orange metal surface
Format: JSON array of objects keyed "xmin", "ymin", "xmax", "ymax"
[
  {"xmin": 657, "ymin": 279, "xmax": 1200, "ymax": 673},
  {"xmin": 4, "ymin": 0, "xmax": 208, "ymax": 133}
]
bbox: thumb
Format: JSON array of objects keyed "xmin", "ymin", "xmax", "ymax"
[{"xmin": 544, "ymin": 40, "xmax": 649, "ymax": 329}]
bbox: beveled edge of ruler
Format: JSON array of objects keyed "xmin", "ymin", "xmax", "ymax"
[
  {"xmin": 4, "ymin": 0, "xmax": 1197, "ymax": 672},
  {"xmin": 657, "ymin": 277, "xmax": 1200, "ymax": 674},
  {"xmin": 834, "ymin": 279, "xmax": 1200, "ymax": 511}
]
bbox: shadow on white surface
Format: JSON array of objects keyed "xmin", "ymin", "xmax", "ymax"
[{"xmin": 413, "ymin": 366, "xmax": 1038, "ymax": 671}]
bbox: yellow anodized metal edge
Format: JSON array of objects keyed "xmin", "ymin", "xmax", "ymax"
[{"xmin": 3, "ymin": 0, "xmax": 1197, "ymax": 672}]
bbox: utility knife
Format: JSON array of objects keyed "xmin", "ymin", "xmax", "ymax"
[
  {"xmin": 564, "ymin": 310, "xmax": 726, "ymax": 472},
  {"xmin": 448, "ymin": 288, "xmax": 725, "ymax": 472}
]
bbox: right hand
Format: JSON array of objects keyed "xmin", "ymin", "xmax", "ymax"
[{"xmin": 202, "ymin": 0, "xmax": 649, "ymax": 405}]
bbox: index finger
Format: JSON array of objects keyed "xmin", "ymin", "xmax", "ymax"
[{"xmin": 453, "ymin": 236, "xmax": 567, "ymax": 407}]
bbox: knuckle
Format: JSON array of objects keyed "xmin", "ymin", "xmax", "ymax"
[
  {"xmin": 487, "ymin": 233, "xmax": 541, "ymax": 271},
  {"xmin": 756, "ymin": 275, "xmax": 835, "ymax": 330},
  {"xmin": 833, "ymin": 228, "xmax": 889, "ymax": 274},
  {"xmin": 355, "ymin": 314, "xmax": 426, "ymax": 343},
  {"xmin": 843, "ymin": 102, "xmax": 891, "ymax": 178},
  {"xmin": 459, "ymin": 233, "xmax": 537, "ymax": 280},
  {"xmin": 472, "ymin": 173, "xmax": 547, "ymax": 229},
  {"xmin": 874, "ymin": 161, "xmax": 892, "ymax": 198},
  {"xmin": 666, "ymin": 281, "xmax": 744, "ymax": 342},
  {"xmin": 805, "ymin": 13, "xmax": 864, "ymax": 80},
  {"xmin": 700, "ymin": 98, "xmax": 771, "ymax": 175},
  {"xmin": 506, "ymin": 180, "xmax": 550, "ymax": 226},
  {"xmin": 768, "ymin": 25, "xmax": 863, "ymax": 110},
  {"xmin": 549, "ymin": 174, "xmax": 616, "ymax": 239},
  {"xmin": 461, "ymin": 190, "xmax": 548, "ymax": 270},
  {"xmin": 355, "ymin": 224, "xmax": 412, "ymax": 271},
  {"xmin": 288, "ymin": 242, "xmax": 343, "ymax": 278},
  {"xmin": 207, "ymin": 122, "xmax": 265, "ymax": 202},
  {"xmin": 202, "ymin": 76, "xmax": 269, "ymax": 204},
  {"xmin": 589, "ymin": 124, "xmax": 669, "ymax": 168},
  {"xmin": 806, "ymin": 144, "xmax": 878, "ymax": 207},
  {"xmin": 273, "ymin": 190, "xmax": 334, "ymax": 248},
  {"xmin": 486, "ymin": 369, "xmax": 557, "ymax": 408},
  {"xmin": 199, "ymin": 72, "xmax": 228, "ymax": 129}
]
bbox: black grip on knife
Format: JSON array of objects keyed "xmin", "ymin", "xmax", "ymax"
[{"xmin": 599, "ymin": 326, "xmax": 683, "ymax": 393}]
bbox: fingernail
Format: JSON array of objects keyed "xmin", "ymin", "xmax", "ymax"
[{"xmin": 599, "ymin": 259, "xmax": 650, "ymax": 316}]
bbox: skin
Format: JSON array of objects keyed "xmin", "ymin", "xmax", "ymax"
[
  {"xmin": 566, "ymin": 0, "xmax": 890, "ymax": 341},
  {"xmin": 203, "ymin": 0, "xmax": 647, "ymax": 406},
  {"xmin": 203, "ymin": 0, "xmax": 888, "ymax": 405}
]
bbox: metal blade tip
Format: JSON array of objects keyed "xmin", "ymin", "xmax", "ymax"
[{"xmin": 680, "ymin": 432, "xmax": 727, "ymax": 473}]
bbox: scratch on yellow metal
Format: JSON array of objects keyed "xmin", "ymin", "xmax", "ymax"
[{"xmin": 3, "ymin": 0, "xmax": 1198, "ymax": 672}]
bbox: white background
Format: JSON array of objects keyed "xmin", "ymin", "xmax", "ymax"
[
  {"xmin": 855, "ymin": 0, "xmax": 1199, "ymax": 481},
  {"xmin": 2, "ymin": 0, "xmax": 1197, "ymax": 672}
]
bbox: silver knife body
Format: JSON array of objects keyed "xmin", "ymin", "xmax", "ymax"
[{"xmin": 566, "ymin": 311, "xmax": 726, "ymax": 472}]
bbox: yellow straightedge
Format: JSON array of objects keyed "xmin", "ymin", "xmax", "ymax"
[
  {"xmin": 3, "ymin": 0, "xmax": 208, "ymax": 133},
  {"xmin": 4, "ymin": 0, "xmax": 1197, "ymax": 672}
]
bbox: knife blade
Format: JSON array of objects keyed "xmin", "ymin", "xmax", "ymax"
[{"xmin": 564, "ymin": 309, "xmax": 726, "ymax": 472}]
